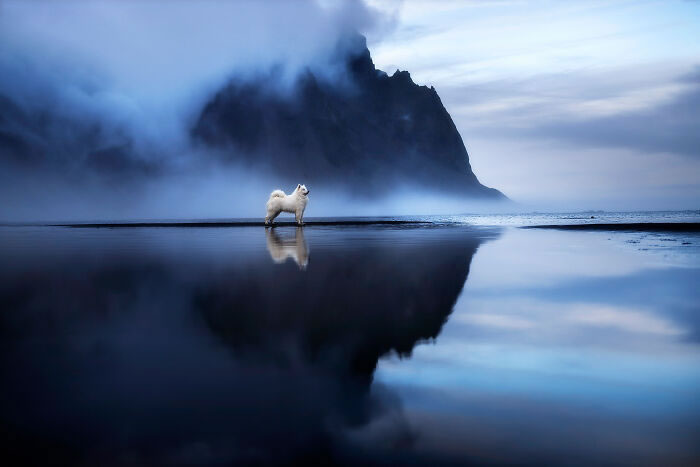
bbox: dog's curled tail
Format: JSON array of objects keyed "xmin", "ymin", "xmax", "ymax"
[{"xmin": 269, "ymin": 189, "xmax": 286, "ymax": 199}]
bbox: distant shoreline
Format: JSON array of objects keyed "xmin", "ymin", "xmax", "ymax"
[{"xmin": 524, "ymin": 223, "xmax": 700, "ymax": 232}]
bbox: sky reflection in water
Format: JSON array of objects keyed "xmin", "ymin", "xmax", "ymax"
[
  {"xmin": 376, "ymin": 227, "xmax": 700, "ymax": 465},
  {"xmin": 0, "ymin": 224, "xmax": 698, "ymax": 465}
]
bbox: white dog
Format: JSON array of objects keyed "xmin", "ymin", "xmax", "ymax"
[{"xmin": 265, "ymin": 184, "xmax": 309, "ymax": 225}]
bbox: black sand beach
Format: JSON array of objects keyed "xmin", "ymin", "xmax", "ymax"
[
  {"xmin": 40, "ymin": 220, "xmax": 700, "ymax": 232},
  {"xmin": 51, "ymin": 220, "xmax": 428, "ymax": 228},
  {"xmin": 525, "ymin": 222, "xmax": 700, "ymax": 232}
]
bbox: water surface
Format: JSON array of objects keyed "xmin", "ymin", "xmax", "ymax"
[{"xmin": 1, "ymin": 219, "xmax": 698, "ymax": 465}]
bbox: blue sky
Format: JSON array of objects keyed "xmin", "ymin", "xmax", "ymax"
[{"xmin": 367, "ymin": 0, "xmax": 700, "ymax": 209}]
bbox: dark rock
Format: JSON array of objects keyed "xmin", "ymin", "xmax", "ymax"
[{"xmin": 192, "ymin": 34, "xmax": 505, "ymax": 199}]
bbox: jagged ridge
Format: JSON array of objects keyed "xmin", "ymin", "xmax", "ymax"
[{"xmin": 193, "ymin": 35, "xmax": 505, "ymax": 199}]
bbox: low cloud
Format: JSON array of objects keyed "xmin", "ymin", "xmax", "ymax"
[
  {"xmin": 526, "ymin": 69, "xmax": 700, "ymax": 158},
  {"xmin": 443, "ymin": 64, "xmax": 700, "ymax": 159}
]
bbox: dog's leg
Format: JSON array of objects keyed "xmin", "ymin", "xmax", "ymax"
[
  {"xmin": 296, "ymin": 208, "xmax": 304, "ymax": 226},
  {"xmin": 269, "ymin": 209, "xmax": 280, "ymax": 225}
]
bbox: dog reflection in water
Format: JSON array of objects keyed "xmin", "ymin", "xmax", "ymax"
[{"xmin": 265, "ymin": 227, "xmax": 309, "ymax": 269}]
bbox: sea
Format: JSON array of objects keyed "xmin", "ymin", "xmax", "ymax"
[{"xmin": 1, "ymin": 210, "xmax": 698, "ymax": 465}]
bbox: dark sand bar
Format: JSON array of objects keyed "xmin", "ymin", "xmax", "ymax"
[
  {"xmin": 524, "ymin": 222, "xmax": 700, "ymax": 232},
  {"xmin": 52, "ymin": 220, "xmax": 430, "ymax": 228}
]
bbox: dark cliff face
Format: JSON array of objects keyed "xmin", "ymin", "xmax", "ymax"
[{"xmin": 193, "ymin": 35, "xmax": 504, "ymax": 199}]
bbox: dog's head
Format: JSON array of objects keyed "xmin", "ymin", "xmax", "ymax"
[{"xmin": 297, "ymin": 184, "xmax": 310, "ymax": 196}]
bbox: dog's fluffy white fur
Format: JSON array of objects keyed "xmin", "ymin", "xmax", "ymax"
[{"xmin": 265, "ymin": 184, "xmax": 309, "ymax": 225}]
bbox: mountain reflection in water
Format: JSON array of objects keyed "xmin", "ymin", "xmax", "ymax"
[{"xmin": 0, "ymin": 225, "xmax": 497, "ymax": 465}]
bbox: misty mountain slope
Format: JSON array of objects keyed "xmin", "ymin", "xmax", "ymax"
[
  {"xmin": 193, "ymin": 35, "xmax": 505, "ymax": 199},
  {"xmin": 0, "ymin": 93, "xmax": 155, "ymax": 178}
]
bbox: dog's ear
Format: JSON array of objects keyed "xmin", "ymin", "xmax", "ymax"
[{"xmin": 297, "ymin": 184, "xmax": 301, "ymax": 190}]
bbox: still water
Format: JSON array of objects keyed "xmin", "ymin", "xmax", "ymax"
[{"xmin": 1, "ymin": 221, "xmax": 698, "ymax": 465}]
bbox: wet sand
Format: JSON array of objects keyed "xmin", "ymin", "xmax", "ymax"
[
  {"xmin": 40, "ymin": 220, "xmax": 700, "ymax": 231},
  {"xmin": 51, "ymin": 220, "xmax": 428, "ymax": 228},
  {"xmin": 524, "ymin": 222, "xmax": 700, "ymax": 232}
]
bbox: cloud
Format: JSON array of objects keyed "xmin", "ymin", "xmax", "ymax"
[
  {"xmin": 0, "ymin": 0, "xmax": 388, "ymax": 97},
  {"xmin": 440, "ymin": 63, "xmax": 700, "ymax": 158},
  {"xmin": 523, "ymin": 68, "xmax": 700, "ymax": 158},
  {"xmin": 0, "ymin": 0, "xmax": 390, "ymax": 154}
]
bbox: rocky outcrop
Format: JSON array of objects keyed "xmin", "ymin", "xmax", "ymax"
[{"xmin": 193, "ymin": 35, "xmax": 504, "ymax": 199}]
